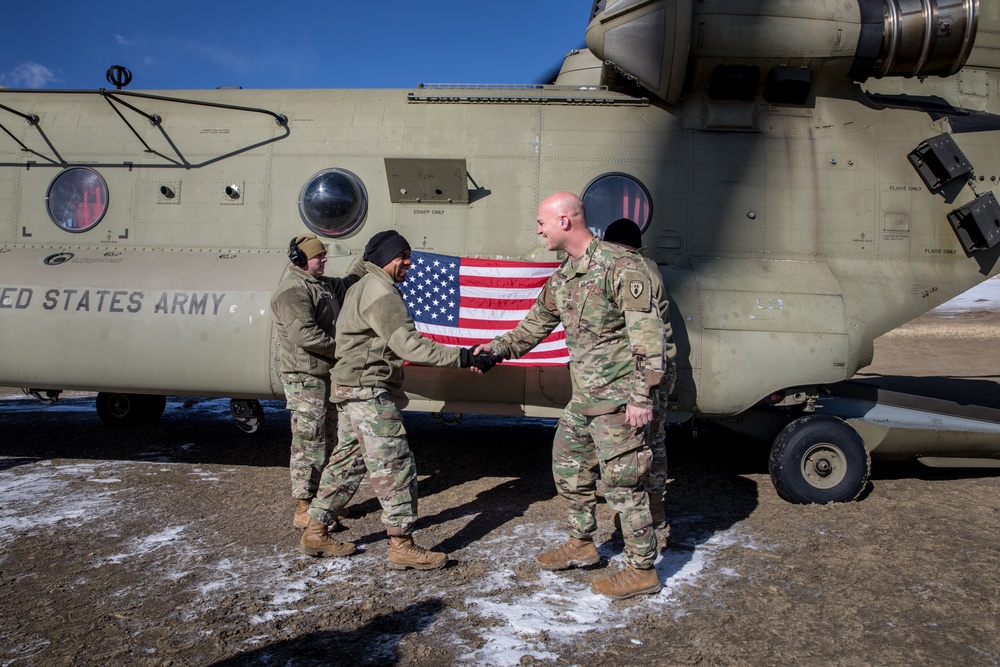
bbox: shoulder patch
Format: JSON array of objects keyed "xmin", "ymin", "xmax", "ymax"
[{"xmin": 621, "ymin": 269, "xmax": 652, "ymax": 312}]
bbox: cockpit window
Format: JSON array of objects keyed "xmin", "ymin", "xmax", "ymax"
[
  {"xmin": 298, "ymin": 168, "xmax": 368, "ymax": 237},
  {"xmin": 581, "ymin": 173, "xmax": 653, "ymax": 236},
  {"xmin": 46, "ymin": 167, "xmax": 109, "ymax": 233}
]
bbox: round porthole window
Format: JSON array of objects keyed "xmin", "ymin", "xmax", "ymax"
[
  {"xmin": 46, "ymin": 167, "xmax": 109, "ymax": 233},
  {"xmin": 298, "ymin": 168, "xmax": 368, "ymax": 237},
  {"xmin": 581, "ymin": 173, "xmax": 653, "ymax": 238}
]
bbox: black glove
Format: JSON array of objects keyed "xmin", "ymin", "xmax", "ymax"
[
  {"xmin": 461, "ymin": 347, "xmax": 502, "ymax": 373},
  {"xmin": 474, "ymin": 350, "xmax": 502, "ymax": 373}
]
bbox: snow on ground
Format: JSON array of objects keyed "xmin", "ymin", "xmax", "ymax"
[
  {"xmin": 449, "ymin": 522, "xmax": 744, "ymax": 665},
  {"xmin": 0, "ymin": 448, "xmax": 749, "ymax": 665},
  {"xmin": 0, "ymin": 460, "xmax": 123, "ymax": 537},
  {"xmin": 931, "ymin": 275, "xmax": 1000, "ymax": 313}
]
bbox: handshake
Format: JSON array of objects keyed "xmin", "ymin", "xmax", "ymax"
[{"xmin": 460, "ymin": 346, "xmax": 503, "ymax": 373}]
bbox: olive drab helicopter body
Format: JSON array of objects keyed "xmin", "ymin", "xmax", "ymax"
[{"xmin": 2, "ymin": 0, "xmax": 1000, "ymax": 503}]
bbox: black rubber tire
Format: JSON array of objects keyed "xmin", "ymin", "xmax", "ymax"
[
  {"xmin": 768, "ymin": 414, "xmax": 871, "ymax": 504},
  {"xmin": 96, "ymin": 392, "xmax": 166, "ymax": 427}
]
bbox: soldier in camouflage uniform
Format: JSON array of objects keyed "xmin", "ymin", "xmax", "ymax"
[
  {"xmin": 475, "ymin": 192, "xmax": 667, "ymax": 599},
  {"xmin": 297, "ymin": 230, "xmax": 498, "ymax": 567},
  {"xmin": 604, "ymin": 218, "xmax": 677, "ymax": 531},
  {"xmin": 270, "ymin": 234, "xmax": 365, "ymax": 533}
]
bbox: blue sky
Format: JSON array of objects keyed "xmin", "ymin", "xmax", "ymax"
[{"xmin": 1, "ymin": 1, "xmax": 589, "ymax": 91}]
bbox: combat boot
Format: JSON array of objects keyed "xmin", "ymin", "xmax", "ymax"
[
  {"xmin": 293, "ymin": 499, "xmax": 312, "ymax": 529},
  {"xmin": 296, "ymin": 500, "xmax": 347, "ymax": 532},
  {"xmin": 591, "ymin": 565, "xmax": 661, "ymax": 599},
  {"xmin": 536, "ymin": 536, "xmax": 600, "ymax": 571},
  {"xmin": 298, "ymin": 518, "xmax": 355, "ymax": 557},
  {"xmin": 388, "ymin": 535, "xmax": 448, "ymax": 570}
]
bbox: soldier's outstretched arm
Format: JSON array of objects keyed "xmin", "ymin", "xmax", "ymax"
[
  {"xmin": 367, "ymin": 295, "xmax": 463, "ymax": 369},
  {"xmin": 486, "ymin": 281, "xmax": 560, "ymax": 360},
  {"xmin": 324, "ymin": 254, "xmax": 368, "ymax": 303}
]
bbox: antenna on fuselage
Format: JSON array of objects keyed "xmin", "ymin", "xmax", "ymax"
[{"xmin": 105, "ymin": 65, "xmax": 132, "ymax": 90}]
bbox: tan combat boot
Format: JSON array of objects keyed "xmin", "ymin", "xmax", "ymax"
[
  {"xmin": 591, "ymin": 565, "xmax": 661, "ymax": 599},
  {"xmin": 296, "ymin": 500, "xmax": 347, "ymax": 532},
  {"xmin": 536, "ymin": 536, "xmax": 600, "ymax": 571},
  {"xmin": 387, "ymin": 535, "xmax": 448, "ymax": 570},
  {"xmin": 298, "ymin": 518, "xmax": 355, "ymax": 557},
  {"xmin": 293, "ymin": 499, "xmax": 312, "ymax": 529}
]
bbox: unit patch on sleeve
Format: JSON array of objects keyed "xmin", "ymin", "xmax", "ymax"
[{"xmin": 621, "ymin": 269, "xmax": 652, "ymax": 312}]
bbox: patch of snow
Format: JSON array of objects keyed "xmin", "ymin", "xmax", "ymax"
[
  {"xmin": 104, "ymin": 526, "xmax": 187, "ymax": 564},
  {"xmin": 933, "ymin": 276, "xmax": 1000, "ymax": 313},
  {"xmin": 0, "ymin": 462, "xmax": 121, "ymax": 541},
  {"xmin": 443, "ymin": 522, "xmax": 744, "ymax": 666}
]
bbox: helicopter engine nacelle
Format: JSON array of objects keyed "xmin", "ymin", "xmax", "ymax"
[
  {"xmin": 854, "ymin": 0, "xmax": 979, "ymax": 80},
  {"xmin": 585, "ymin": 0, "xmax": 979, "ymax": 104},
  {"xmin": 585, "ymin": 0, "xmax": 694, "ymax": 104}
]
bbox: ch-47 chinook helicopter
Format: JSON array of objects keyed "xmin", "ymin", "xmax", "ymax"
[{"xmin": 2, "ymin": 0, "xmax": 1000, "ymax": 504}]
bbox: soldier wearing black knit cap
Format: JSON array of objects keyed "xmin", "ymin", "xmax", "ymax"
[{"xmin": 295, "ymin": 230, "xmax": 500, "ymax": 569}]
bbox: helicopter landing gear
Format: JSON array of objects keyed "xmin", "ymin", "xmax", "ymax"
[
  {"xmin": 24, "ymin": 388, "xmax": 62, "ymax": 405},
  {"xmin": 230, "ymin": 399, "xmax": 265, "ymax": 433},
  {"xmin": 768, "ymin": 414, "xmax": 870, "ymax": 504},
  {"xmin": 96, "ymin": 392, "xmax": 166, "ymax": 427}
]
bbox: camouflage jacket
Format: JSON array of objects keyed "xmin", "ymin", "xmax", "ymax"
[
  {"xmin": 270, "ymin": 256, "xmax": 365, "ymax": 379},
  {"xmin": 491, "ymin": 237, "xmax": 666, "ymax": 414},
  {"xmin": 332, "ymin": 261, "xmax": 462, "ymax": 394}
]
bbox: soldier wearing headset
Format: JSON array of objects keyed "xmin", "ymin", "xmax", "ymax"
[{"xmin": 270, "ymin": 234, "xmax": 366, "ymax": 531}]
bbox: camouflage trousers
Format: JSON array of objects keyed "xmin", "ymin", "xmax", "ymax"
[
  {"xmin": 646, "ymin": 385, "xmax": 669, "ymax": 498},
  {"xmin": 309, "ymin": 386, "xmax": 417, "ymax": 536},
  {"xmin": 282, "ymin": 373, "xmax": 336, "ymax": 500},
  {"xmin": 554, "ymin": 406, "xmax": 657, "ymax": 569}
]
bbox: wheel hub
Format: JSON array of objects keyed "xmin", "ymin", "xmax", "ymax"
[
  {"xmin": 800, "ymin": 442, "xmax": 846, "ymax": 490},
  {"xmin": 108, "ymin": 394, "xmax": 131, "ymax": 419}
]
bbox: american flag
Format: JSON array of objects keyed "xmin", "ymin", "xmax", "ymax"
[{"xmin": 400, "ymin": 250, "xmax": 569, "ymax": 366}]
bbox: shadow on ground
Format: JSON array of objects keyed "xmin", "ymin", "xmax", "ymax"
[{"xmin": 206, "ymin": 599, "xmax": 446, "ymax": 667}]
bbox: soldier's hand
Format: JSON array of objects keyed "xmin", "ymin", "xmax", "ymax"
[
  {"xmin": 475, "ymin": 350, "xmax": 502, "ymax": 373},
  {"xmin": 625, "ymin": 404, "xmax": 653, "ymax": 428},
  {"xmin": 463, "ymin": 346, "xmax": 502, "ymax": 373}
]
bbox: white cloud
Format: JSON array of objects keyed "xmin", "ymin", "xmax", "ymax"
[
  {"xmin": 1, "ymin": 61, "xmax": 59, "ymax": 89},
  {"xmin": 116, "ymin": 34, "xmax": 133, "ymax": 46}
]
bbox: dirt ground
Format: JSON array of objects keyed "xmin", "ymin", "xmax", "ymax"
[{"xmin": 2, "ymin": 311, "xmax": 1000, "ymax": 667}]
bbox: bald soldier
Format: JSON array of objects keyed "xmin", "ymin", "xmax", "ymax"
[{"xmin": 475, "ymin": 192, "xmax": 667, "ymax": 599}]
